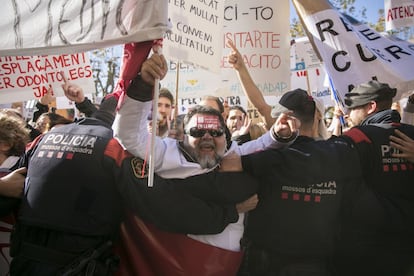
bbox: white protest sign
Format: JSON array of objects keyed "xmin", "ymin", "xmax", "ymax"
[
  {"xmin": 290, "ymin": 37, "xmax": 334, "ymax": 108},
  {"xmin": 164, "ymin": 0, "xmax": 224, "ymax": 73},
  {"xmin": 0, "ymin": 0, "xmax": 169, "ymax": 56},
  {"xmin": 385, "ymin": 0, "xmax": 414, "ymax": 31},
  {"xmin": 293, "ymin": 0, "xmax": 414, "ymax": 103},
  {"xmin": 0, "ymin": 53, "xmax": 95, "ymax": 104},
  {"xmin": 162, "ymin": 0, "xmax": 291, "ymax": 114}
]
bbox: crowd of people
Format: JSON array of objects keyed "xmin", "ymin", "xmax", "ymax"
[{"xmin": 0, "ymin": 41, "xmax": 414, "ymax": 276}]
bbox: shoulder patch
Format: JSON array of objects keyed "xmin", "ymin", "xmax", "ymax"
[{"xmin": 131, "ymin": 157, "xmax": 148, "ymax": 178}]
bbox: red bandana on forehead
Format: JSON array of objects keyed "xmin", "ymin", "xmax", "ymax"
[{"xmin": 196, "ymin": 115, "xmax": 220, "ymax": 130}]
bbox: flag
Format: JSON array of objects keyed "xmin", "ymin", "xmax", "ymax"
[{"xmin": 293, "ymin": 0, "xmax": 414, "ymax": 102}]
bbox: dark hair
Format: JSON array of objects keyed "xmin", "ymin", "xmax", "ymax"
[
  {"xmin": 36, "ymin": 112, "xmax": 72, "ymax": 131},
  {"xmin": 0, "ymin": 112, "xmax": 30, "ymax": 156},
  {"xmin": 183, "ymin": 105, "xmax": 226, "ymax": 132},
  {"xmin": 228, "ymin": 105, "xmax": 247, "ymax": 116},
  {"xmin": 200, "ymin": 95, "xmax": 224, "ymax": 114},
  {"xmin": 159, "ymin": 88, "xmax": 174, "ymax": 105}
]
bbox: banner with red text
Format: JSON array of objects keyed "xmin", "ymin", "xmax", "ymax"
[
  {"xmin": 293, "ymin": 0, "xmax": 414, "ymax": 104},
  {"xmin": 385, "ymin": 0, "xmax": 414, "ymax": 31},
  {"xmin": 0, "ymin": 54, "xmax": 94, "ymax": 104},
  {"xmin": 0, "ymin": 0, "xmax": 169, "ymax": 57}
]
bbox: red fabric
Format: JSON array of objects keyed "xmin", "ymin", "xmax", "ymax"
[
  {"xmin": 114, "ymin": 211, "xmax": 244, "ymax": 276},
  {"xmin": 114, "ymin": 41, "xmax": 154, "ymax": 109},
  {"xmin": 343, "ymin": 127, "xmax": 372, "ymax": 144}
]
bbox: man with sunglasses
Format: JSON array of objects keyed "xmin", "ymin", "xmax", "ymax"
[{"xmin": 113, "ymin": 51, "xmax": 299, "ymax": 274}]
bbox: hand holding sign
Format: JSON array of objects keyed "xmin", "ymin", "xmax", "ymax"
[{"xmin": 60, "ymin": 71, "xmax": 86, "ymax": 104}]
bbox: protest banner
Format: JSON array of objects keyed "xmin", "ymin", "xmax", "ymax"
[
  {"xmin": 0, "ymin": 0, "xmax": 169, "ymax": 56},
  {"xmin": 164, "ymin": 0, "xmax": 225, "ymax": 73},
  {"xmin": 0, "ymin": 53, "xmax": 95, "ymax": 104},
  {"xmin": 162, "ymin": 0, "xmax": 290, "ymax": 114},
  {"xmin": 293, "ymin": 0, "xmax": 414, "ymax": 105},
  {"xmin": 385, "ymin": 0, "xmax": 414, "ymax": 31}
]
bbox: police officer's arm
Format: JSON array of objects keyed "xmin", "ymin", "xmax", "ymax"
[
  {"xmin": 390, "ymin": 129, "xmax": 414, "ymax": 163},
  {"xmin": 116, "ymin": 157, "xmax": 257, "ymax": 234}
]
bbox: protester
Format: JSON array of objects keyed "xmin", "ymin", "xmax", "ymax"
[
  {"xmin": 227, "ymin": 105, "xmax": 252, "ymax": 145},
  {"xmin": 151, "ymin": 88, "xmax": 174, "ymax": 138},
  {"xmin": 227, "ymin": 40, "xmax": 330, "ymax": 140},
  {"xmin": 0, "ymin": 112, "xmax": 30, "ymax": 275},
  {"xmin": 113, "ymin": 50, "xmax": 300, "ymax": 274}
]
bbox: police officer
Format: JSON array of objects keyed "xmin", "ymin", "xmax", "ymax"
[
  {"xmin": 220, "ymin": 89, "xmax": 364, "ymax": 276},
  {"xmin": 334, "ymin": 80, "xmax": 414, "ymax": 276}
]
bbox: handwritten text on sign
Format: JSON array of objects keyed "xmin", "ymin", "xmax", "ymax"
[
  {"xmin": 0, "ymin": 53, "xmax": 94, "ymax": 103},
  {"xmin": 0, "ymin": 0, "xmax": 169, "ymax": 56}
]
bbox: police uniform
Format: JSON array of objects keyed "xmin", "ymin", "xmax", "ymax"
[
  {"xmin": 335, "ymin": 109, "xmax": 414, "ymax": 276},
  {"xmin": 238, "ymin": 136, "xmax": 364, "ymax": 276}
]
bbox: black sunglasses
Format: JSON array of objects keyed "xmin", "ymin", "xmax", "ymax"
[{"xmin": 187, "ymin": 127, "xmax": 224, "ymax": 138}]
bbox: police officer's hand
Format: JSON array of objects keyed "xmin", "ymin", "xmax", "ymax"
[
  {"xmin": 390, "ymin": 129, "xmax": 414, "ymax": 163},
  {"xmin": 236, "ymin": 194, "xmax": 259, "ymax": 213},
  {"xmin": 141, "ymin": 53, "xmax": 168, "ymax": 86},
  {"xmin": 0, "ymin": 167, "xmax": 27, "ymax": 198}
]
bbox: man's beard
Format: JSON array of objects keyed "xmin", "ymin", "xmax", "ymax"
[{"xmin": 185, "ymin": 141, "xmax": 224, "ymax": 169}]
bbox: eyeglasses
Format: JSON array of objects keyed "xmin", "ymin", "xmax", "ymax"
[{"xmin": 186, "ymin": 127, "xmax": 224, "ymax": 138}]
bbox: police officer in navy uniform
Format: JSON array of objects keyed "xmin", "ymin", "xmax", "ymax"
[
  {"xmin": 334, "ymin": 80, "xmax": 414, "ymax": 276},
  {"xmin": 219, "ymin": 89, "xmax": 364, "ymax": 276}
]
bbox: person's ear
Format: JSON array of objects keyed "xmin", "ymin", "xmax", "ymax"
[{"xmin": 366, "ymin": 101, "xmax": 377, "ymax": 114}]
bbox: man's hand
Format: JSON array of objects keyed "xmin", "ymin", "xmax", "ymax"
[
  {"xmin": 0, "ymin": 167, "xmax": 27, "ymax": 198},
  {"xmin": 141, "ymin": 53, "xmax": 168, "ymax": 86},
  {"xmin": 60, "ymin": 71, "xmax": 85, "ymax": 103},
  {"xmin": 390, "ymin": 129, "xmax": 414, "ymax": 163},
  {"xmin": 236, "ymin": 194, "xmax": 259, "ymax": 213},
  {"xmin": 219, "ymin": 152, "xmax": 243, "ymax": 172},
  {"xmin": 272, "ymin": 112, "xmax": 300, "ymax": 140},
  {"xmin": 232, "ymin": 115, "xmax": 252, "ymax": 137}
]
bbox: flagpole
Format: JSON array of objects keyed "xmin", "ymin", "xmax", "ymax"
[
  {"xmin": 173, "ymin": 61, "xmax": 180, "ymax": 129},
  {"xmin": 148, "ymin": 40, "xmax": 163, "ymax": 187}
]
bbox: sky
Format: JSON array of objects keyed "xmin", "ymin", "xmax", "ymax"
[{"xmin": 290, "ymin": 0, "xmax": 385, "ymax": 25}]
